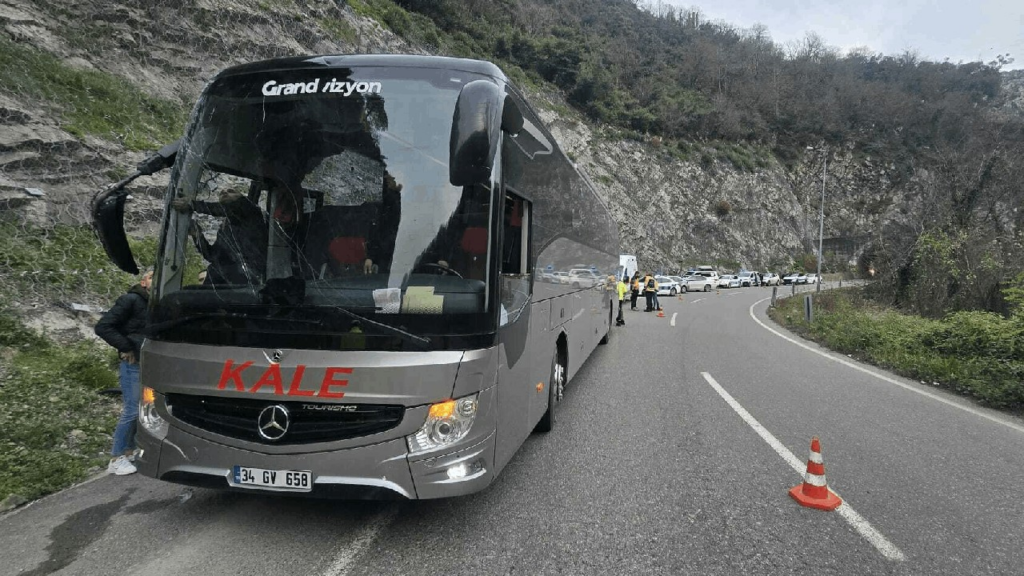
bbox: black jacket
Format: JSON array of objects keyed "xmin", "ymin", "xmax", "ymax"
[{"xmin": 95, "ymin": 284, "xmax": 150, "ymax": 355}]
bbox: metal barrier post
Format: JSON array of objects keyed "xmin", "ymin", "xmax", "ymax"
[
  {"xmin": 804, "ymin": 294, "xmax": 813, "ymax": 323},
  {"xmin": 771, "ymin": 286, "xmax": 778, "ymax": 307}
]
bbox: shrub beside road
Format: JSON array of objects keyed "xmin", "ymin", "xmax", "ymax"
[{"xmin": 768, "ymin": 287, "xmax": 1024, "ymax": 413}]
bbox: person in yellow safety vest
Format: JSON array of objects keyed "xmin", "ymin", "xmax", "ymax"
[
  {"xmin": 642, "ymin": 272, "xmax": 658, "ymax": 312},
  {"xmin": 630, "ymin": 271, "xmax": 641, "ymax": 310},
  {"xmin": 615, "ymin": 276, "xmax": 628, "ymax": 325}
]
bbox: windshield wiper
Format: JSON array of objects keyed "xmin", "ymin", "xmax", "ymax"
[
  {"xmin": 147, "ymin": 311, "xmax": 253, "ymax": 336},
  {"xmin": 149, "ymin": 309, "xmax": 431, "ymax": 349}
]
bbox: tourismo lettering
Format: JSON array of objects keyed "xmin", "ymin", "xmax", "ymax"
[
  {"xmin": 217, "ymin": 360, "xmax": 351, "ymax": 398},
  {"xmin": 261, "ymin": 78, "xmax": 382, "ymax": 97}
]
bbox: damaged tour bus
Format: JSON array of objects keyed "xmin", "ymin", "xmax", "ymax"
[{"xmin": 92, "ymin": 55, "xmax": 618, "ymax": 499}]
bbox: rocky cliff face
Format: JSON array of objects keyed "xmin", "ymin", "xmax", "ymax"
[{"xmin": 0, "ymin": 0, "xmax": 949, "ymax": 283}]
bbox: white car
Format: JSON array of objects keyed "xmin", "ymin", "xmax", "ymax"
[
  {"xmin": 567, "ymin": 268, "xmax": 601, "ymax": 288},
  {"xmin": 717, "ymin": 274, "xmax": 740, "ymax": 288},
  {"xmin": 762, "ymin": 272, "xmax": 781, "ymax": 286},
  {"xmin": 804, "ymin": 273, "xmax": 820, "ymax": 284},
  {"xmin": 655, "ymin": 275, "xmax": 680, "ymax": 296},
  {"xmin": 682, "ymin": 275, "xmax": 714, "ymax": 292},
  {"xmin": 782, "ymin": 273, "xmax": 801, "ymax": 285},
  {"xmin": 737, "ymin": 271, "xmax": 758, "ymax": 287}
]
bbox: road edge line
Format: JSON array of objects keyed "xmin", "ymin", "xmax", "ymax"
[{"xmin": 701, "ymin": 372, "xmax": 906, "ymax": 562}]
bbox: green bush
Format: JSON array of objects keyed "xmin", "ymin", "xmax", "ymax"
[
  {"xmin": 1, "ymin": 323, "xmax": 119, "ymax": 502},
  {"xmin": 769, "ymin": 288, "xmax": 1024, "ymax": 410}
]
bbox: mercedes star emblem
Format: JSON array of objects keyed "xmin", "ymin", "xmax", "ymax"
[{"xmin": 257, "ymin": 404, "xmax": 291, "ymax": 441}]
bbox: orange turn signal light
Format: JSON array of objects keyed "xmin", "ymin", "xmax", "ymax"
[
  {"xmin": 142, "ymin": 386, "xmax": 156, "ymax": 405},
  {"xmin": 428, "ymin": 399, "xmax": 455, "ymax": 419}
]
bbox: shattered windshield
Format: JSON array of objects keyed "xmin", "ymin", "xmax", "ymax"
[{"xmin": 152, "ymin": 66, "xmax": 499, "ymax": 350}]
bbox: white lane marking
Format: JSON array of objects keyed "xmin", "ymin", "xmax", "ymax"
[
  {"xmin": 322, "ymin": 505, "xmax": 400, "ymax": 576},
  {"xmin": 691, "ymin": 298, "xmax": 704, "ymax": 304},
  {"xmin": 749, "ymin": 298, "xmax": 1024, "ymax": 435},
  {"xmin": 670, "ymin": 312, "xmax": 678, "ymax": 326},
  {"xmin": 701, "ymin": 372, "xmax": 906, "ymax": 562}
]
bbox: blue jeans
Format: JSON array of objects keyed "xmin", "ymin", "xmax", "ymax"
[{"xmin": 112, "ymin": 361, "xmax": 140, "ymax": 456}]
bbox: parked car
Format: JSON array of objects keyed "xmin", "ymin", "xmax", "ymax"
[
  {"xmin": 805, "ymin": 273, "xmax": 820, "ymax": 284},
  {"xmin": 682, "ymin": 275, "xmax": 714, "ymax": 292},
  {"xmin": 718, "ymin": 274, "xmax": 741, "ymax": 288},
  {"xmin": 568, "ymin": 268, "xmax": 601, "ymax": 288},
  {"xmin": 762, "ymin": 272, "xmax": 780, "ymax": 286},
  {"xmin": 655, "ymin": 275, "xmax": 680, "ymax": 296},
  {"xmin": 795, "ymin": 273, "xmax": 808, "ymax": 284},
  {"xmin": 782, "ymin": 272, "xmax": 801, "ymax": 285},
  {"xmin": 737, "ymin": 271, "xmax": 759, "ymax": 287}
]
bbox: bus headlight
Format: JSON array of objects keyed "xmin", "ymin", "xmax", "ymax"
[
  {"xmin": 407, "ymin": 394, "xmax": 479, "ymax": 455},
  {"xmin": 139, "ymin": 386, "xmax": 169, "ymax": 439}
]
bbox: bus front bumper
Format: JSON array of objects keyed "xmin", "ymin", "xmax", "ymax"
[{"xmin": 135, "ymin": 425, "xmax": 496, "ymax": 500}]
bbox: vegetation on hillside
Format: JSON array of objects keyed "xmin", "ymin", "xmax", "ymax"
[{"xmin": 0, "ymin": 35, "xmax": 187, "ymax": 150}]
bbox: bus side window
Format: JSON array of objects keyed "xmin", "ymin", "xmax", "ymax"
[{"xmin": 500, "ymin": 192, "xmax": 531, "ymax": 325}]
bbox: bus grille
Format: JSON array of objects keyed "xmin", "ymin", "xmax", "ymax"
[{"xmin": 166, "ymin": 394, "xmax": 405, "ymax": 445}]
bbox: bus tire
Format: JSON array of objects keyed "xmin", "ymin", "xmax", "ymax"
[
  {"xmin": 598, "ymin": 302, "xmax": 611, "ymax": 344},
  {"xmin": 535, "ymin": 347, "xmax": 565, "ymax": 433}
]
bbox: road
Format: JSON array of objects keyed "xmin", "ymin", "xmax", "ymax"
[{"xmin": 2, "ymin": 282, "xmax": 1023, "ymax": 575}]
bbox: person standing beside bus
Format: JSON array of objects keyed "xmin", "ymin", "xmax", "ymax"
[
  {"xmin": 95, "ymin": 268, "xmax": 153, "ymax": 476},
  {"xmin": 630, "ymin": 271, "xmax": 641, "ymax": 310},
  {"xmin": 616, "ymin": 276, "xmax": 628, "ymax": 325},
  {"xmin": 642, "ymin": 272, "xmax": 658, "ymax": 312}
]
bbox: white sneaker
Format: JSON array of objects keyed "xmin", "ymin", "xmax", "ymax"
[
  {"xmin": 127, "ymin": 448, "xmax": 140, "ymax": 463},
  {"xmin": 108, "ymin": 455, "xmax": 137, "ymax": 476}
]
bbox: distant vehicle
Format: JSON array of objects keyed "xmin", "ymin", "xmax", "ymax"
[
  {"xmin": 761, "ymin": 272, "xmax": 780, "ymax": 286},
  {"xmin": 805, "ymin": 273, "xmax": 820, "ymax": 284},
  {"xmin": 718, "ymin": 274, "xmax": 741, "ymax": 288},
  {"xmin": 668, "ymin": 275, "xmax": 687, "ymax": 288},
  {"xmin": 551, "ymin": 271, "xmax": 571, "ymax": 284},
  {"xmin": 782, "ymin": 273, "xmax": 801, "ymax": 285},
  {"xmin": 682, "ymin": 275, "xmax": 714, "ymax": 292},
  {"xmin": 618, "ymin": 255, "xmax": 638, "ymax": 281},
  {"xmin": 796, "ymin": 273, "xmax": 808, "ymax": 284},
  {"xmin": 737, "ymin": 271, "xmax": 759, "ymax": 287},
  {"xmin": 568, "ymin": 268, "xmax": 602, "ymax": 288},
  {"xmin": 655, "ymin": 275, "xmax": 679, "ymax": 296}
]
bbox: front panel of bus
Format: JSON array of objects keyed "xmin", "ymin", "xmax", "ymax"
[{"xmin": 138, "ymin": 62, "xmax": 509, "ymax": 498}]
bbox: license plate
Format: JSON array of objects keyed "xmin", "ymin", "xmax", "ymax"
[{"xmin": 232, "ymin": 466, "xmax": 313, "ymax": 492}]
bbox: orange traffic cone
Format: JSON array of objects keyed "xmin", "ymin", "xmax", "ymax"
[
  {"xmin": 657, "ymin": 309, "xmax": 665, "ymax": 317},
  {"xmin": 789, "ymin": 437, "xmax": 842, "ymax": 511}
]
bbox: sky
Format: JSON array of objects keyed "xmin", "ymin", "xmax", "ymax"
[{"xmin": 658, "ymin": 0, "xmax": 1024, "ymax": 71}]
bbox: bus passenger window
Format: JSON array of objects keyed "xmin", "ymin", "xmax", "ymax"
[{"xmin": 500, "ymin": 193, "xmax": 531, "ymax": 325}]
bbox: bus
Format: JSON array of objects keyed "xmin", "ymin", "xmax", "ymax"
[{"xmin": 92, "ymin": 54, "xmax": 619, "ymax": 499}]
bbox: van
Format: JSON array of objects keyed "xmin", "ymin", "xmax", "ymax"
[{"xmin": 618, "ymin": 254, "xmax": 638, "ymax": 281}]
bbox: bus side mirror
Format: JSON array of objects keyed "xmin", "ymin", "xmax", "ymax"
[
  {"xmin": 449, "ymin": 81, "xmax": 522, "ymax": 186},
  {"xmin": 89, "ymin": 139, "xmax": 181, "ymax": 274},
  {"xmin": 91, "ymin": 184, "xmax": 138, "ymax": 274}
]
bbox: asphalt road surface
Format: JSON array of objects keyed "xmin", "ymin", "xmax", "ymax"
[{"xmin": 2, "ymin": 283, "xmax": 1023, "ymax": 575}]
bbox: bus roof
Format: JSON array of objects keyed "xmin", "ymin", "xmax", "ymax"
[{"xmin": 214, "ymin": 54, "xmax": 508, "ymax": 83}]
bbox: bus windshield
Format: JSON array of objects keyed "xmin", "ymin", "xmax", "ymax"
[{"xmin": 152, "ymin": 66, "xmax": 498, "ymax": 350}]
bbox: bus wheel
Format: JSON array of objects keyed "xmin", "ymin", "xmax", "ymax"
[
  {"xmin": 599, "ymin": 302, "xmax": 612, "ymax": 344},
  {"xmin": 535, "ymin": 348, "xmax": 565, "ymax": 433}
]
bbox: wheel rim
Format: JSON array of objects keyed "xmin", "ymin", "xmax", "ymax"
[{"xmin": 553, "ymin": 357, "xmax": 565, "ymax": 402}]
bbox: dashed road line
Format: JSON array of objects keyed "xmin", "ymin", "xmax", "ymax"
[
  {"xmin": 691, "ymin": 298, "xmax": 704, "ymax": 304},
  {"xmin": 749, "ymin": 298, "xmax": 1024, "ymax": 435},
  {"xmin": 700, "ymin": 372, "xmax": 906, "ymax": 562},
  {"xmin": 670, "ymin": 312, "xmax": 678, "ymax": 326}
]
